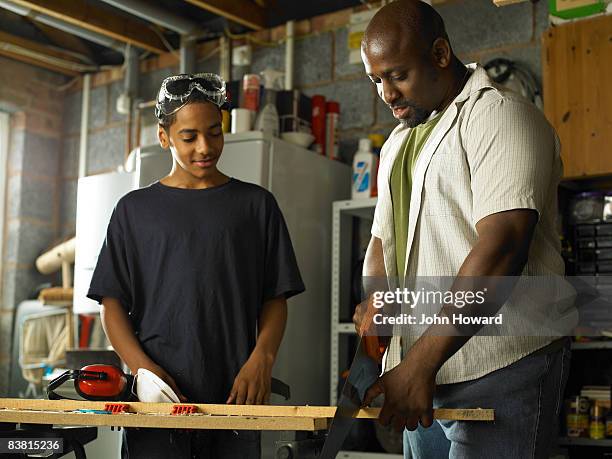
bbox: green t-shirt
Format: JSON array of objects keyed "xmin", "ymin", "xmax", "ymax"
[{"xmin": 391, "ymin": 112, "xmax": 444, "ymax": 278}]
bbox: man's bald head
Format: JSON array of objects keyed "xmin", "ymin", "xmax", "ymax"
[
  {"xmin": 360, "ymin": 0, "xmax": 466, "ymax": 128},
  {"xmin": 362, "ymin": 0, "xmax": 449, "ymax": 59}
]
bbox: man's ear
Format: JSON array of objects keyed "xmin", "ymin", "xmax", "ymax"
[
  {"xmin": 158, "ymin": 125, "xmax": 169, "ymax": 149},
  {"xmin": 431, "ymin": 37, "xmax": 451, "ymax": 68}
]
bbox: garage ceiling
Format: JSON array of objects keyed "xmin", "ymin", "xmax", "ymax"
[{"xmin": 0, "ymin": 0, "xmax": 365, "ymax": 75}]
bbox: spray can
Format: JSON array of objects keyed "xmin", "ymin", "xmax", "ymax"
[
  {"xmin": 311, "ymin": 95, "xmax": 326, "ymax": 155},
  {"xmin": 325, "ymin": 101, "xmax": 340, "ymax": 161},
  {"xmin": 352, "ymin": 138, "xmax": 377, "ymax": 199},
  {"xmin": 242, "ymin": 74, "xmax": 261, "ymax": 112}
]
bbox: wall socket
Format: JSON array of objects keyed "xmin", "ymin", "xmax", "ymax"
[{"xmin": 232, "ymin": 44, "xmax": 252, "ymax": 67}]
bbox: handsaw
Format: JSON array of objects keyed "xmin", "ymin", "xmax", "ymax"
[{"xmin": 320, "ymin": 334, "xmax": 389, "ymax": 459}]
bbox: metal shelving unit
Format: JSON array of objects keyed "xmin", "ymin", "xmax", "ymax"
[
  {"xmin": 330, "ymin": 198, "xmax": 404, "ymax": 459},
  {"xmin": 558, "ymin": 437, "xmax": 612, "ymax": 447},
  {"xmin": 330, "ymin": 198, "xmax": 377, "ymax": 406},
  {"xmin": 571, "ymin": 341, "xmax": 612, "ymax": 350}
]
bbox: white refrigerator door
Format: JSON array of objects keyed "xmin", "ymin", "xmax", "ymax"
[
  {"xmin": 73, "ymin": 172, "xmax": 138, "ymax": 314},
  {"xmin": 217, "ymin": 132, "xmax": 270, "ymax": 187}
]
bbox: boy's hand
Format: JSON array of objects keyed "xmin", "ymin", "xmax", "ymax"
[
  {"xmin": 141, "ymin": 363, "xmax": 188, "ymax": 402},
  {"xmin": 226, "ymin": 350, "xmax": 274, "ymax": 405}
]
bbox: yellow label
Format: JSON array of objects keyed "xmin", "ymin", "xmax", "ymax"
[
  {"xmin": 556, "ymin": 0, "xmax": 599, "ymax": 12},
  {"xmin": 590, "ymin": 421, "xmax": 605, "ymax": 440},
  {"xmin": 348, "ymin": 31, "xmax": 365, "ymax": 50}
]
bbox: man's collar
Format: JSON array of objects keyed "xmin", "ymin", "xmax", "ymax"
[{"xmin": 454, "ymin": 63, "xmax": 496, "ymax": 104}]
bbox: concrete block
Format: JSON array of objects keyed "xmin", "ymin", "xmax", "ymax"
[
  {"xmin": 334, "ymin": 27, "xmax": 364, "ymax": 79},
  {"xmin": 436, "ymin": 0, "xmax": 533, "ymax": 56},
  {"xmin": 17, "ymin": 176, "xmax": 56, "ymax": 223},
  {"xmin": 86, "ymin": 126, "xmax": 126, "ymax": 175},
  {"xmin": 535, "ymin": 0, "xmax": 550, "ymax": 40},
  {"xmin": 59, "ymin": 179, "xmax": 77, "ymax": 227},
  {"xmin": 61, "ymin": 136, "xmax": 80, "ymax": 179},
  {"xmin": 0, "ymin": 310, "xmax": 14, "ymax": 358},
  {"xmin": 250, "ymin": 44, "xmax": 285, "ymax": 77},
  {"xmin": 90, "ymin": 85, "xmax": 108, "ymax": 129},
  {"xmin": 23, "ymin": 132, "xmax": 60, "ymax": 177},
  {"xmin": 4, "ymin": 220, "xmax": 20, "ymax": 264},
  {"xmin": 63, "ymin": 91, "xmax": 82, "ymax": 136},
  {"xmin": 139, "ymin": 67, "xmax": 179, "ymax": 103},
  {"xmin": 294, "ymin": 32, "xmax": 333, "ymax": 87},
  {"xmin": 2, "ymin": 267, "xmax": 17, "ymax": 309},
  {"xmin": 478, "ymin": 43, "xmax": 542, "ymax": 85},
  {"xmin": 8, "ymin": 129, "xmax": 25, "ymax": 173},
  {"xmin": 15, "ymin": 222, "xmax": 55, "ymax": 267},
  {"xmin": 3, "ymin": 267, "xmax": 48, "ymax": 307},
  {"xmin": 304, "ymin": 78, "xmax": 374, "ymax": 130},
  {"xmin": 109, "ymin": 81, "xmax": 127, "ymax": 123},
  {"xmin": 375, "ymin": 94, "xmax": 399, "ymax": 128},
  {"xmin": 6, "ymin": 175, "xmax": 22, "ymax": 220},
  {"xmin": 196, "ymin": 57, "xmax": 221, "ymax": 75}
]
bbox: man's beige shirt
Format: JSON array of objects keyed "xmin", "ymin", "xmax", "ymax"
[{"xmin": 372, "ymin": 64, "xmax": 568, "ymax": 384}]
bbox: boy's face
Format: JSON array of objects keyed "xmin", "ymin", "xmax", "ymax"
[{"xmin": 158, "ymin": 102, "xmax": 224, "ymax": 180}]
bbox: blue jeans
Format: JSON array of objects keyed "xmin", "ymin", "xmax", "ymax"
[{"xmin": 404, "ymin": 340, "xmax": 571, "ymax": 459}]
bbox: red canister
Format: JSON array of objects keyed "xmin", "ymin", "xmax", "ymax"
[
  {"xmin": 311, "ymin": 95, "xmax": 326, "ymax": 155},
  {"xmin": 242, "ymin": 74, "xmax": 261, "ymax": 112},
  {"xmin": 325, "ymin": 101, "xmax": 340, "ymax": 160}
]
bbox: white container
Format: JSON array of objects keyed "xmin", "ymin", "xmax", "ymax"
[
  {"xmin": 352, "ymin": 138, "xmax": 377, "ymax": 199},
  {"xmin": 231, "ymin": 108, "xmax": 254, "ymax": 133}
]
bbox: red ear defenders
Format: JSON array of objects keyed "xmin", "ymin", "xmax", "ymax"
[{"xmin": 47, "ymin": 364, "xmax": 134, "ymax": 401}]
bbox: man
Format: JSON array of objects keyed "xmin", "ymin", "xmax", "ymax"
[
  {"xmin": 88, "ymin": 73, "xmax": 304, "ymax": 458},
  {"xmin": 353, "ymin": 1, "xmax": 571, "ymax": 458}
]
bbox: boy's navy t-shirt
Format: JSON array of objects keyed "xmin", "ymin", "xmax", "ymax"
[{"xmin": 87, "ymin": 178, "xmax": 305, "ymax": 403}]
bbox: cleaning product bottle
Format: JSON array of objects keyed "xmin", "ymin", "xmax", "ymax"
[
  {"xmin": 352, "ymin": 138, "xmax": 377, "ymax": 199},
  {"xmin": 255, "ymin": 69, "xmax": 283, "ymax": 138}
]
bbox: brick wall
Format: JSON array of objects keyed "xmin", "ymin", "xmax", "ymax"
[{"xmin": 0, "ymin": 57, "xmax": 66, "ymax": 395}]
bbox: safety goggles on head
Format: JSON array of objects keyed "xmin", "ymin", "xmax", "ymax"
[{"xmin": 155, "ymin": 73, "xmax": 228, "ymax": 119}]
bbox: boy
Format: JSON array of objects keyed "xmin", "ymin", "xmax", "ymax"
[{"xmin": 87, "ymin": 73, "xmax": 305, "ymax": 459}]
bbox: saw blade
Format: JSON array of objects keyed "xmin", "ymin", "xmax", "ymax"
[{"xmin": 319, "ymin": 335, "xmax": 383, "ymax": 458}]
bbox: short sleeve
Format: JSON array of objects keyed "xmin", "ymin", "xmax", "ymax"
[
  {"xmin": 464, "ymin": 97, "xmax": 557, "ymax": 225},
  {"xmin": 262, "ymin": 194, "xmax": 305, "ymax": 302},
  {"xmin": 87, "ymin": 203, "xmax": 132, "ymax": 308},
  {"xmin": 371, "ymin": 201, "xmax": 384, "ymax": 239}
]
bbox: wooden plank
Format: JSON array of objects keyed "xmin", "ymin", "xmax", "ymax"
[
  {"xmin": 0, "ymin": 48, "xmax": 79, "ymax": 76},
  {"xmin": 184, "ymin": 0, "xmax": 266, "ymax": 30},
  {"xmin": 492, "ymin": 0, "xmax": 527, "ymax": 5},
  {"xmin": 0, "ymin": 409, "xmax": 325, "ymax": 431},
  {"xmin": 10, "ymin": 0, "xmax": 167, "ymax": 54},
  {"xmin": 0, "ymin": 30, "xmax": 84, "ymax": 63},
  {"xmin": 0, "ymin": 399, "xmax": 494, "ymax": 422},
  {"xmin": 30, "ymin": 22, "xmax": 95, "ymax": 64}
]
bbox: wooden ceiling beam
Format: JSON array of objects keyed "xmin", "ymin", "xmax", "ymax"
[
  {"xmin": 9, "ymin": 0, "xmax": 167, "ymax": 54},
  {"xmin": 0, "ymin": 30, "xmax": 84, "ymax": 63},
  {"xmin": 0, "ymin": 48, "xmax": 79, "ymax": 76},
  {"xmin": 184, "ymin": 0, "xmax": 266, "ymax": 30},
  {"xmin": 29, "ymin": 21, "xmax": 94, "ymax": 63}
]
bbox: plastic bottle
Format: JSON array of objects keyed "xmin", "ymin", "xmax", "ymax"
[
  {"xmin": 255, "ymin": 69, "xmax": 283, "ymax": 137},
  {"xmin": 352, "ymin": 138, "xmax": 377, "ymax": 199},
  {"xmin": 326, "ymin": 101, "xmax": 340, "ymax": 160}
]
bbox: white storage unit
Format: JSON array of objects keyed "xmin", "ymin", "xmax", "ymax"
[{"xmin": 330, "ymin": 198, "xmax": 376, "ymax": 406}]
